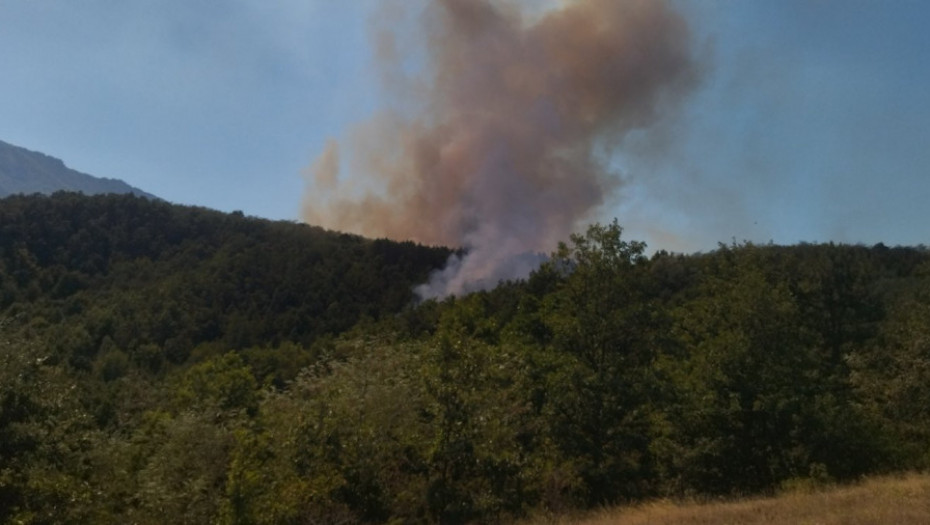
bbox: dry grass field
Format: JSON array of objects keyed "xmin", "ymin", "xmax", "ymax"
[{"xmin": 529, "ymin": 473, "xmax": 930, "ymax": 525}]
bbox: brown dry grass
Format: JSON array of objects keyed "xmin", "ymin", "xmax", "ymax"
[{"xmin": 526, "ymin": 473, "xmax": 930, "ymax": 525}]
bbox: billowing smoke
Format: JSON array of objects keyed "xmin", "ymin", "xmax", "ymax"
[{"xmin": 302, "ymin": 0, "xmax": 697, "ymax": 298}]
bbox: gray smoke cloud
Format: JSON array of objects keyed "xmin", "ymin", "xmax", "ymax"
[{"xmin": 302, "ymin": 0, "xmax": 698, "ymax": 298}]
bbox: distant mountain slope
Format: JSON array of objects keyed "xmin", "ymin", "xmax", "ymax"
[{"xmin": 0, "ymin": 139, "xmax": 156, "ymax": 198}]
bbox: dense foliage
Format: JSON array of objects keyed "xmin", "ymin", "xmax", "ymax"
[
  {"xmin": 0, "ymin": 192, "xmax": 451, "ymax": 379},
  {"xmin": 2, "ymin": 193, "xmax": 929, "ymax": 523}
]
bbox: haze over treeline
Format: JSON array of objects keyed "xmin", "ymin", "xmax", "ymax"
[
  {"xmin": 2, "ymin": 1, "xmax": 929, "ymax": 250},
  {"xmin": 302, "ymin": 0, "xmax": 698, "ymax": 298},
  {"xmin": 3, "ymin": 192, "xmax": 930, "ymax": 523}
]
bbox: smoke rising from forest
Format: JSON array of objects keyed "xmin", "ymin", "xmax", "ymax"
[{"xmin": 302, "ymin": 0, "xmax": 698, "ymax": 298}]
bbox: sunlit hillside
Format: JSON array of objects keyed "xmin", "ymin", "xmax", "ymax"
[{"xmin": 534, "ymin": 474, "xmax": 930, "ymax": 525}]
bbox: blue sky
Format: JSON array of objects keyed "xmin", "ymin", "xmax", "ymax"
[{"xmin": 1, "ymin": 0, "xmax": 928, "ymax": 253}]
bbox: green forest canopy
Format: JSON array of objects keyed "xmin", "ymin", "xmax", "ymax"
[{"xmin": 1, "ymin": 192, "xmax": 929, "ymax": 523}]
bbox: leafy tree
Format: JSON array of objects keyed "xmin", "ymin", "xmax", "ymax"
[
  {"xmin": 173, "ymin": 353, "xmax": 259, "ymax": 417},
  {"xmin": 0, "ymin": 327, "xmax": 99, "ymax": 523},
  {"xmin": 533, "ymin": 221, "xmax": 663, "ymax": 506},
  {"xmin": 660, "ymin": 245, "xmax": 882, "ymax": 495},
  {"xmin": 850, "ymin": 262, "xmax": 930, "ymax": 468}
]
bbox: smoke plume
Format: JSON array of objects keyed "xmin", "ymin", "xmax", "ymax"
[{"xmin": 302, "ymin": 0, "xmax": 697, "ymax": 298}]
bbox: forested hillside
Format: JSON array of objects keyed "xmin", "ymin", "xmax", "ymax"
[
  {"xmin": 0, "ymin": 193, "xmax": 451, "ymax": 377},
  {"xmin": 2, "ymin": 193, "xmax": 930, "ymax": 523}
]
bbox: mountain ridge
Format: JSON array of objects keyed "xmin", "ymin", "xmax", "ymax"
[{"xmin": 0, "ymin": 139, "xmax": 157, "ymax": 199}]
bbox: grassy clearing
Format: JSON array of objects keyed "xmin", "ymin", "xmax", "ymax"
[{"xmin": 528, "ymin": 473, "xmax": 930, "ymax": 525}]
